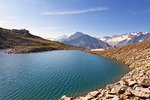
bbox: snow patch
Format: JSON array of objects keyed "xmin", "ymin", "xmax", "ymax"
[
  {"xmin": 142, "ymin": 32, "xmax": 148, "ymax": 35},
  {"xmin": 139, "ymin": 40, "xmax": 143, "ymax": 42},
  {"xmin": 100, "ymin": 37, "xmax": 107, "ymax": 41},
  {"xmin": 91, "ymin": 49, "xmax": 104, "ymax": 51}
]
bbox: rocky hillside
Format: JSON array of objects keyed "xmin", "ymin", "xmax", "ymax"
[
  {"xmin": 0, "ymin": 27, "xmax": 64, "ymax": 48},
  {"xmin": 62, "ymin": 32, "xmax": 111, "ymax": 49},
  {"xmin": 100, "ymin": 32, "xmax": 150, "ymax": 46},
  {"xmin": 61, "ymin": 39, "xmax": 150, "ymax": 100},
  {"xmin": 0, "ymin": 27, "xmax": 86, "ymax": 53}
]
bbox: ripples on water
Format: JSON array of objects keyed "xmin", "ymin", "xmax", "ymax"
[{"xmin": 0, "ymin": 50, "xmax": 128, "ymax": 100}]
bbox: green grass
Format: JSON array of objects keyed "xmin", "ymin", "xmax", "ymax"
[{"xmin": 0, "ymin": 27, "xmax": 85, "ymax": 51}]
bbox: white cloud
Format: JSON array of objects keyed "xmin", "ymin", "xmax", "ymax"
[
  {"xmin": 6, "ymin": 16, "xmax": 20, "ymax": 19},
  {"xmin": 43, "ymin": 7, "xmax": 108, "ymax": 15}
]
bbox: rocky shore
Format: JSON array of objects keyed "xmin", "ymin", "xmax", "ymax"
[
  {"xmin": 4, "ymin": 46, "xmax": 88, "ymax": 54},
  {"xmin": 4, "ymin": 46, "xmax": 58, "ymax": 54},
  {"xmin": 60, "ymin": 40, "xmax": 150, "ymax": 100}
]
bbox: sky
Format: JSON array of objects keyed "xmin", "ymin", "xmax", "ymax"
[{"xmin": 0, "ymin": 0, "xmax": 150, "ymax": 38}]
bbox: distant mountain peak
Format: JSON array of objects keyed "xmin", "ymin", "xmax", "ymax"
[
  {"xmin": 100, "ymin": 32, "xmax": 150, "ymax": 46},
  {"xmin": 74, "ymin": 32, "xmax": 84, "ymax": 35},
  {"xmin": 47, "ymin": 35, "xmax": 68, "ymax": 42},
  {"xmin": 62, "ymin": 32, "xmax": 111, "ymax": 49},
  {"xmin": 67, "ymin": 32, "xmax": 85, "ymax": 41}
]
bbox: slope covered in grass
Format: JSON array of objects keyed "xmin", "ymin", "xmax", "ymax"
[
  {"xmin": 0, "ymin": 28, "xmax": 68, "ymax": 48},
  {"xmin": 0, "ymin": 27, "xmax": 86, "ymax": 53}
]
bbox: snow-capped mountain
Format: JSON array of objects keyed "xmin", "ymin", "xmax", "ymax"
[
  {"xmin": 100, "ymin": 32, "xmax": 150, "ymax": 46},
  {"xmin": 62, "ymin": 32, "xmax": 111, "ymax": 49},
  {"xmin": 48, "ymin": 35, "xmax": 68, "ymax": 42}
]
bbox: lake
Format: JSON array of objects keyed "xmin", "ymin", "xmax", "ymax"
[{"xmin": 0, "ymin": 50, "xmax": 128, "ymax": 100}]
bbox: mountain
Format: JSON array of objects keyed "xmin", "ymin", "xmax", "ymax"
[
  {"xmin": 67, "ymin": 32, "xmax": 84, "ymax": 41},
  {"xmin": 100, "ymin": 36, "xmax": 112, "ymax": 41},
  {"xmin": 48, "ymin": 35, "xmax": 68, "ymax": 42},
  {"xmin": 0, "ymin": 27, "xmax": 84, "ymax": 52},
  {"xmin": 100, "ymin": 32, "xmax": 150, "ymax": 46},
  {"xmin": 62, "ymin": 32, "xmax": 111, "ymax": 49}
]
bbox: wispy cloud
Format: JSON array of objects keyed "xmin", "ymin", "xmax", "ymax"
[
  {"xmin": 128, "ymin": 10, "xmax": 136, "ymax": 14},
  {"xmin": 43, "ymin": 7, "xmax": 108, "ymax": 15}
]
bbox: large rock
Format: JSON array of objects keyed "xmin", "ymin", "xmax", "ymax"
[
  {"xmin": 128, "ymin": 80, "xmax": 137, "ymax": 87},
  {"xmin": 88, "ymin": 91, "xmax": 100, "ymax": 98},
  {"xmin": 135, "ymin": 87, "xmax": 150, "ymax": 94},
  {"xmin": 76, "ymin": 96, "xmax": 92, "ymax": 100},
  {"xmin": 104, "ymin": 95, "xmax": 119, "ymax": 100},
  {"xmin": 110, "ymin": 84, "xmax": 126, "ymax": 95},
  {"xmin": 75, "ymin": 91, "xmax": 101, "ymax": 100},
  {"xmin": 12, "ymin": 29, "xmax": 29, "ymax": 34},
  {"xmin": 140, "ymin": 78, "xmax": 150, "ymax": 87},
  {"xmin": 130, "ymin": 89, "xmax": 150, "ymax": 99},
  {"xmin": 98, "ymin": 90, "xmax": 106, "ymax": 98},
  {"xmin": 60, "ymin": 95, "xmax": 72, "ymax": 100},
  {"xmin": 106, "ymin": 84, "xmax": 115, "ymax": 91}
]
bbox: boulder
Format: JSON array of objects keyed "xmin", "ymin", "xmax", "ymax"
[
  {"xmin": 60, "ymin": 95, "xmax": 72, "ymax": 100},
  {"xmin": 76, "ymin": 96, "xmax": 91, "ymax": 100},
  {"xmin": 88, "ymin": 91, "xmax": 100, "ymax": 98},
  {"xmin": 135, "ymin": 87, "xmax": 150, "ymax": 93},
  {"xmin": 118, "ymin": 88, "xmax": 126, "ymax": 94},
  {"xmin": 130, "ymin": 90, "xmax": 150, "ymax": 99},
  {"xmin": 110, "ymin": 85, "xmax": 126, "ymax": 94},
  {"xmin": 98, "ymin": 90, "xmax": 106, "ymax": 98},
  {"xmin": 106, "ymin": 84, "xmax": 115, "ymax": 91},
  {"xmin": 128, "ymin": 80, "xmax": 137, "ymax": 87},
  {"xmin": 125, "ymin": 87, "xmax": 134, "ymax": 96},
  {"xmin": 84, "ymin": 94, "xmax": 93, "ymax": 99},
  {"xmin": 104, "ymin": 95, "xmax": 119, "ymax": 100},
  {"xmin": 140, "ymin": 78, "xmax": 150, "ymax": 87}
]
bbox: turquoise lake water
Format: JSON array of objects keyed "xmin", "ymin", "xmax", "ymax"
[{"xmin": 0, "ymin": 50, "xmax": 128, "ymax": 100}]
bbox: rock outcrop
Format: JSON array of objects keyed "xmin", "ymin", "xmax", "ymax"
[
  {"xmin": 4, "ymin": 46, "xmax": 88, "ymax": 54},
  {"xmin": 4, "ymin": 46, "xmax": 57, "ymax": 54},
  {"xmin": 60, "ymin": 39, "xmax": 150, "ymax": 100}
]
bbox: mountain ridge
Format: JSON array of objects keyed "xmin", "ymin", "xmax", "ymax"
[
  {"xmin": 62, "ymin": 32, "xmax": 111, "ymax": 49},
  {"xmin": 49, "ymin": 31, "xmax": 150, "ymax": 47},
  {"xmin": 100, "ymin": 32, "xmax": 150, "ymax": 46}
]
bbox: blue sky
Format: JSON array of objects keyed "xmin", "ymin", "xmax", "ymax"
[{"xmin": 0, "ymin": 0, "xmax": 150, "ymax": 38}]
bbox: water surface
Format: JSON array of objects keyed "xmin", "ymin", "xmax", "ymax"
[{"xmin": 0, "ymin": 50, "xmax": 128, "ymax": 100}]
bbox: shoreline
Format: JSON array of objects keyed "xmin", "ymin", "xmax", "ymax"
[
  {"xmin": 2, "ymin": 48, "xmax": 130, "ymax": 99},
  {"xmin": 60, "ymin": 51, "xmax": 130, "ymax": 99},
  {"xmin": 60, "ymin": 41, "xmax": 150, "ymax": 100},
  {"xmin": 71, "ymin": 67, "xmax": 129, "ymax": 99},
  {"xmin": 4, "ymin": 46, "xmax": 88, "ymax": 54},
  {"xmin": 1, "ymin": 43, "xmax": 150, "ymax": 100}
]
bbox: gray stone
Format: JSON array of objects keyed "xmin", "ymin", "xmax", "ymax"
[
  {"xmin": 128, "ymin": 80, "xmax": 137, "ymax": 87},
  {"xmin": 88, "ymin": 91, "xmax": 100, "ymax": 98},
  {"xmin": 60, "ymin": 95, "xmax": 72, "ymax": 100},
  {"xmin": 130, "ymin": 90, "xmax": 150, "ymax": 99}
]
